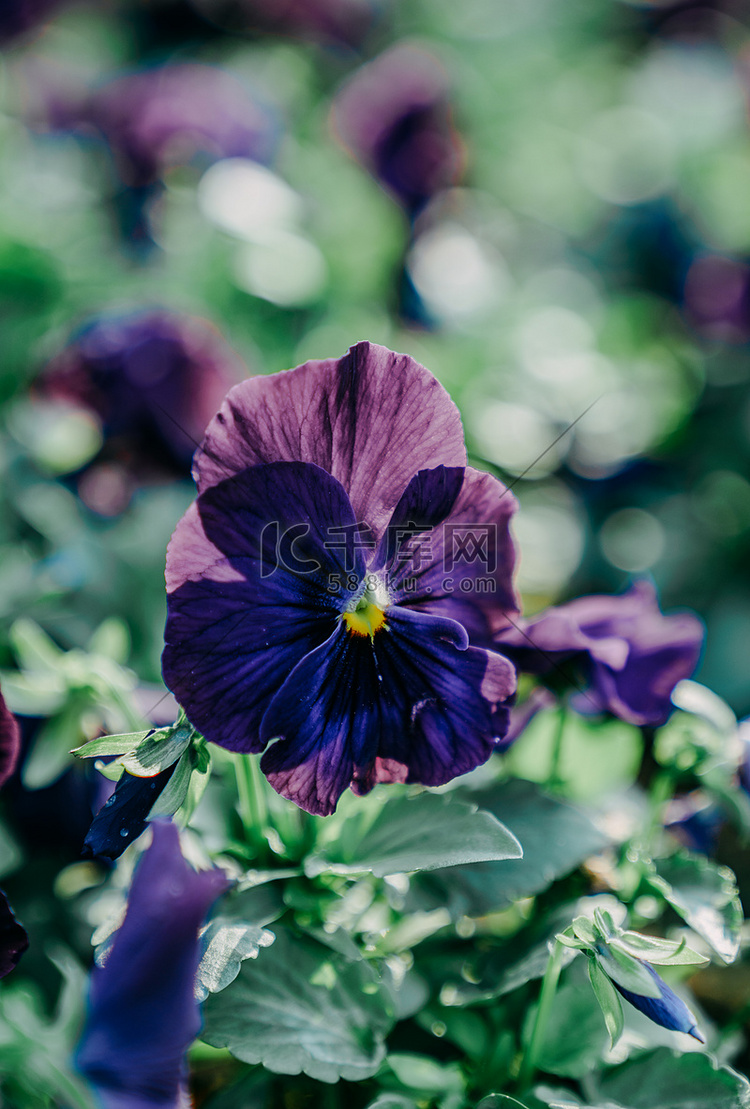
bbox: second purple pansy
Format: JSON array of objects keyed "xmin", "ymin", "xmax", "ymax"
[
  {"xmin": 496, "ymin": 581, "xmax": 704, "ymax": 727},
  {"xmin": 162, "ymin": 341, "xmax": 519, "ymax": 815}
]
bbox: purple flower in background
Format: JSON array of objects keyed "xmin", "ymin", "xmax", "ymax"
[
  {"xmin": 496, "ymin": 581, "xmax": 704, "ymax": 727},
  {"xmin": 36, "ymin": 309, "xmax": 244, "ymax": 511},
  {"xmin": 162, "ymin": 341, "xmax": 518, "ymax": 815},
  {"xmin": 332, "ymin": 44, "xmax": 464, "ymax": 218},
  {"xmin": 0, "ymin": 688, "xmax": 27, "ymax": 980},
  {"xmin": 87, "ymin": 64, "xmax": 278, "ymax": 191},
  {"xmin": 75, "ymin": 821, "xmax": 228, "ymax": 1109}
]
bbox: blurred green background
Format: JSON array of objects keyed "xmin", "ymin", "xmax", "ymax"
[{"xmin": 0, "ymin": 0, "xmax": 748, "ymax": 717}]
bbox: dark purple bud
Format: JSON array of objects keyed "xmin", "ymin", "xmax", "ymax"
[
  {"xmin": 83, "ymin": 765, "xmax": 178, "ymax": 861},
  {"xmin": 75, "ymin": 821, "xmax": 228, "ymax": 1108},
  {"xmin": 332, "ymin": 45, "xmax": 464, "ymax": 217},
  {"xmin": 496, "ymin": 582, "xmax": 704, "ymax": 727},
  {"xmin": 0, "ymin": 688, "xmax": 20, "ymax": 790},
  {"xmin": 0, "ymin": 891, "xmax": 28, "ymax": 979},
  {"xmin": 611, "ymin": 960, "xmax": 704, "ymax": 1042}
]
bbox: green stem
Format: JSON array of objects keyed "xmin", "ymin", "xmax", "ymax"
[
  {"xmin": 547, "ymin": 704, "xmax": 567, "ymax": 790},
  {"xmin": 517, "ymin": 939, "xmax": 565, "ymax": 1092},
  {"xmin": 235, "ymin": 753, "xmax": 270, "ymax": 858}
]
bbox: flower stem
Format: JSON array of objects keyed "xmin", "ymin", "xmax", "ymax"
[
  {"xmin": 235, "ymin": 753, "xmax": 269, "ymax": 858},
  {"xmin": 517, "ymin": 939, "xmax": 565, "ymax": 1092}
]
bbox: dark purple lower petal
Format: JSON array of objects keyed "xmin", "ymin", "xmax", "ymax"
[
  {"xmin": 0, "ymin": 890, "xmax": 28, "ymax": 979},
  {"xmin": 259, "ymin": 605, "xmax": 515, "ymax": 815},
  {"xmin": 75, "ymin": 821, "xmax": 228, "ymax": 1106}
]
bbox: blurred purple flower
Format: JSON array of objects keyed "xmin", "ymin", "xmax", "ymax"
[
  {"xmin": 332, "ymin": 44, "xmax": 464, "ymax": 218},
  {"xmin": 162, "ymin": 341, "xmax": 518, "ymax": 815},
  {"xmin": 86, "ymin": 64, "xmax": 278, "ymax": 190},
  {"xmin": 496, "ymin": 581, "xmax": 704, "ymax": 727},
  {"xmin": 75, "ymin": 820, "xmax": 228, "ymax": 1109},
  {"xmin": 0, "ymin": 688, "xmax": 27, "ymax": 979},
  {"xmin": 665, "ymin": 792, "xmax": 723, "ymax": 855},
  {"xmin": 36, "ymin": 309, "xmax": 244, "ymax": 511}
]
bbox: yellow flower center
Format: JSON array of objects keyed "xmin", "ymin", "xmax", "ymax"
[{"xmin": 343, "ymin": 601, "xmax": 387, "ymax": 638}]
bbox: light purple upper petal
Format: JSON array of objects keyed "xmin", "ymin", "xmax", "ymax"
[
  {"xmin": 497, "ymin": 581, "xmax": 704, "ymax": 727},
  {"xmin": 193, "ymin": 341, "xmax": 467, "ymax": 541},
  {"xmin": 75, "ymin": 821, "xmax": 228, "ymax": 1109}
]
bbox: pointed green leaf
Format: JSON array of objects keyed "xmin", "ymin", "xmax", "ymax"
[
  {"xmin": 571, "ymin": 917, "xmax": 597, "ymax": 946},
  {"xmin": 22, "ymin": 705, "xmax": 87, "ymax": 789},
  {"xmin": 306, "ymin": 790, "xmax": 521, "ymax": 878},
  {"xmin": 202, "ymin": 926, "xmax": 393, "ymax": 1082},
  {"xmin": 117, "ymin": 726, "xmax": 189, "ymax": 777},
  {"xmin": 588, "ymin": 958, "xmax": 624, "ymax": 1046},
  {"xmin": 72, "ymin": 730, "xmax": 151, "ymax": 759},
  {"xmin": 0, "ymin": 670, "xmax": 66, "ymax": 716},
  {"xmin": 387, "ymin": 1053, "xmax": 464, "ymax": 1094},
  {"xmin": 615, "ymin": 932, "xmax": 707, "ymax": 967},
  {"xmin": 594, "ymin": 945, "xmax": 662, "ymax": 999},
  {"xmin": 9, "ymin": 618, "xmax": 63, "ymax": 673},
  {"xmin": 86, "ymin": 618, "xmax": 130, "ymax": 664},
  {"xmin": 146, "ymin": 750, "xmax": 193, "ymax": 818}
]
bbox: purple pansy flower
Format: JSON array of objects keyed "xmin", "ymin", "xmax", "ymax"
[
  {"xmin": 75, "ymin": 820, "xmax": 228, "ymax": 1109},
  {"xmin": 496, "ymin": 581, "xmax": 704, "ymax": 727},
  {"xmin": 162, "ymin": 341, "xmax": 518, "ymax": 815},
  {"xmin": 86, "ymin": 64, "xmax": 278, "ymax": 191},
  {"xmin": 36, "ymin": 309, "xmax": 244, "ymax": 510},
  {"xmin": 332, "ymin": 44, "xmax": 464, "ymax": 218},
  {"xmin": 0, "ymin": 688, "xmax": 27, "ymax": 980}
]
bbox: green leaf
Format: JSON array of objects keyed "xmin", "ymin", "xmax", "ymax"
[
  {"xmin": 594, "ymin": 1047, "xmax": 750, "ymax": 1109},
  {"xmin": 9, "ymin": 618, "xmax": 63, "ymax": 673},
  {"xmin": 86, "ymin": 618, "xmax": 130, "ymax": 664},
  {"xmin": 651, "ymin": 852, "xmax": 742, "ymax": 963},
  {"xmin": 671, "ymin": 681, "xmax": 737, "ymax": 738},
  {"xmin": 146, "ymin": 750, "xmax": 194, "ymax": 818},
  {"xmin": 594, "ymin": 946, "xmax": 662, "ymax": 999},
  {"xmin": 613, "ymin": 933, "xmax": 707, "ymax": 967},
  {"xmin": 364, "ymin": 1097, "xmax": 419, "ymax": 1109},
  {"xmin": 0, "ymin": 670, "xmax": 66, "ymax": 716},
  {"xmin": 409, "ymin": 780, "xmax": 608, "ymax": 917},
  {"xmin": 477, "ymin": 1097, "xmax": 534, "ymax": 1109},
  {"xmin": 588, "ymin": 958, "xmax": 624, "ymax": 1046},
  {"xmin": 22, "ymin": 704, "xmax": 87, "ymax": 789},
  {"xmin": 117, "ymin": 726, "xmax": 189, "ymax": 777},
  {"xmin": 196, "ymin": 918, "xmax": 275, "ymax": 1001},
  {"xmin": 306, "ymin": 790, "xmax": 521, "ymax": 878},
  {"xmin": 387, "ymin": 1053, "xmax": 464, "ymax": 1094},
  {"xmin": 72, "ymin": 730, "xmax": 151, "ymax": 759},
  {"xmin": 201, "ymin": 926, "xmax": 393, "ymax": 1082}
]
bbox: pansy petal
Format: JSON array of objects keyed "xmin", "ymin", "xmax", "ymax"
[
  {"xmin": 0, "ymin": 689, "xmax": 20, "ymax": 790},
  {"xmin": 75, "ymin": 821, "xmax": 228, "ymax": 1108},
  {"xmin": 259, "ymin": 623, "xmax": 384, "ymax": 816},
  {"xmin": 383, "ymin": 467, "xmax": 520, "ymax": 640},
  {"xmin": 0, "ymin": 890, "xmax": 28, "ymax": 979},
  {"xmin": 259, "ymin": 606, "xmax": 514, "ymax": 814},
  {"xmin": 163, "ymin": 462, "xmax": 366, "ymax": 751},
  {"xmin": 193, "ymin": 341, "xmax": 467, "ymax": 539},
  {"xmin": 370, "ymin": 607, "xmax": 516, "ymax": 787}
]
